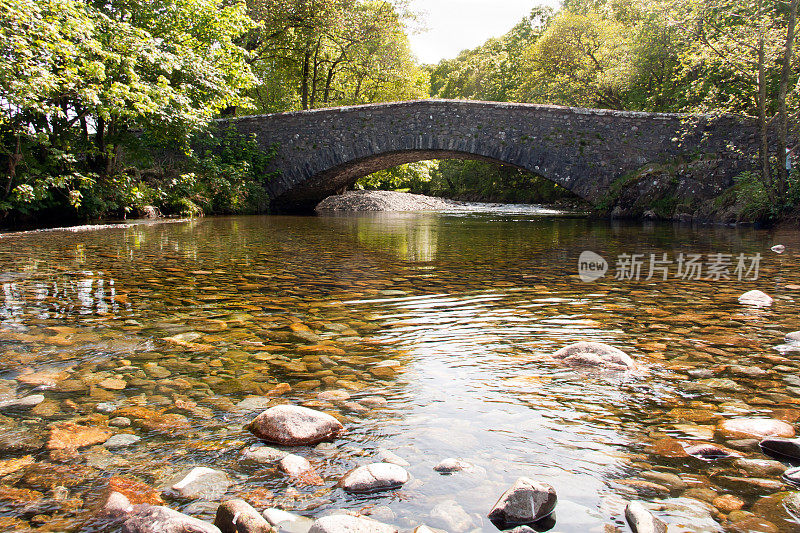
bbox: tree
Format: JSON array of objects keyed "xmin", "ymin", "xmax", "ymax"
[
  {"xmin": 515, "ymin": 11, "xmax": 633, "ymax": 109},
  {"xmin": 244, "ymin": 0, "xmax": 425, "ymax": 111},
  {"xmin": 0, "ymin": 0, "xmax": 256, "ymax": 218},
  {"xmin": 651, "ymin": 0, "xmax": 800, "ymax": 200}
]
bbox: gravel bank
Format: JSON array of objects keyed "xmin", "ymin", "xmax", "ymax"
[{"xmin": 315, "ymin": 190, "xmax": 463, "ymax": 212}]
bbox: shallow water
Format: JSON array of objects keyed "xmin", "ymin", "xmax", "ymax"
[{"xmin": 1, "ymin": 211, "xmax": 800, "ymax": 532}]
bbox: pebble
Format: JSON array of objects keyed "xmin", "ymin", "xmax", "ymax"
[
  {"xmin": 47, "ymin": 422, "xmax": 112, "ymax": 450},
  {"xmin": 713, "ymin": 494, "xmax": 744, "ymax": 512},
  {"xmin": 433, "ymin": 458, "xmax": 473, "ymax": 473},
  {"xmin": 96, "ymin": 402, "xmax": 119, "ymax": 414},
  {"xmin": 240, "ymin": 445, "xmax": 287, "ymax": 465},
  {"xmin": 717, "ymin": 418, "xmax": 795, "ymax": 440},
  {"xmin": 0, "ymin": 394, "xmax": 45, "ymax": 411},
  {"xmin": 487, "ymin": 477, "xmax": 557, "ymax": 525},
  {"xmin": 684, "ymin": 443, "xmax": 739, "ymax": 460},
  {"xmin": 727, "ymin": 516, "xmax": 779, "ymax": 533},
  {"xmin": 99, "ymin": 377, "xmax": 127, "ymax": 390},
  {"xmin": 337, "ymin": 463, "xmax": 409, "ymax": 493},
  {"xmin": 783, "ymin": 466, "xmax": 800, "ymax": 486},
  {"xmin": 262, "ymin": 508, "xmax": 312, "ymax": 528},
  {"xmin": 376, "ymin": 447, "xmax": 410, "ymax": 467},
  {"xmin": 308, "ymin": 514, "xmax": 398, "ymax": 533},
  {"xmin": 715, "ymin": 475, "xmax": 784, "ymax": 494},
  {"xmin": 104, "ymin": 434, "xmax": 141, "ymax": 449},
  {"xmin": 430, "ymin": 499, "xmax": 475, "ymax": 532},
  {"xmin": 734, "ymin": 457, "xmax": 787, "ymax": 477},
  {"xmin": 317, "ymin": 390, "xmax": 350, "ymax": 401},
  {"xmin": 738, "ymin": 289, "xmax": 773, "ymax": 306},
  {"xmin": 247, "ymin": 405, "xmax": 343, "ymax": 445},
  {"xmin": 279, "ymin": 454, "xmax": 313, "ymax": 477},
  {"xmin": 110, "ymin": 417, "xmax": 132, "ymax": 428},
  {"xmin": 214, "ymin": 498, "xmax": 271, "ymax": 533},
  {"xmin": 640, "ymin": 471, "xmax": 685, "ymax": 491},
  {"xmin": 624, "ymin": 501, "xmax": 666, "ymax": 533},
  {"xmin": 359, "ymin": 396, "xmax": 388, "ymax": 407},
  {"xmin": 759, "ymin": 437, "xmax": 800, "ymax": 460},
  {"xmin": 162, "ymin": 467, "xmax": 230, "ymax": 500}
]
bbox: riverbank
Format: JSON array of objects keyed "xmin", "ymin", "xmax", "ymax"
[
  {"xmin": 315, "ymin": 190, "xmax": 463, "ymax": 212},
  {"xmin": 315, "ymin": 190, "xmax": 583, "ymax": 215}
]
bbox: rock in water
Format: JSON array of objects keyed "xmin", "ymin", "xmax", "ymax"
[
  {"xmin": 487, "ymin": 477, "xmax": 557, "ymax": 525},
  {"xmin": 717, "ymin": 419, "xmax": 795, "ymax": 440},
  {"xmin": 785, "ymin": 331, "xmax": 800, "ymax": 343},
  {"xmin": 683, "ymin": 443, "xmax": 739, "ymax": 460},
  {"xmin": 625, "ymin": 501, "xmax": 667, "ymax": 533},
  {"xmin": 214, "ymin": 499, "xmax": 271, "ymax": 533},
  {"xmin": 433, "ymin": 458, "xmax": 473, "ymax": 473},
  {"xmin": 783, "ymin": 466, "xmax": 800, "ymax": 487},
  {"xmin": 246, "ymin": 405, "xmax": 343, "ymax": 445},
  {"xmin": 0, "ymin": 394, "xmax": 45, "ymax": 411},
  {"xmin": 772, "ymin": 244, "xmax": 786, "ymax": 253},
  {"xmin": 162, "ymin": 467, "xmax": 230, "ymax": 500},
  {"xmin": 760, "ymin": 437, "xmax": 800, "ymax": 460},
  {"xmin": 551, "ymin": 342, "xmax": 635, "ymax": 370},
  {"xmin": 337, "ymin": 463, "xmax": 409, "ymax": 493},
  {"xmin": 262, "ymin": 508, "xmax": 312, "ymax": 528},
  {"xmin": 122, "ymin": 504, "xmax": 221, "ymax": 533},
  {"xmin": 738, "ymin": 290, "xmax": 773, "ymax": 306},
  {"xmin": 308, "ymin": 514, "xmax": 398, "ymax": 533}
]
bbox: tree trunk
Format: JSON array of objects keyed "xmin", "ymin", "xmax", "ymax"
[
  {"xmin": 777, "ymin": 0, "xmax": 798, "ymax": 198},
  {"xmin": 310, "ymin": 37, "xmax": 322, "ymax": 109},
  {"xmin": 757, "ymin": 28, "xmax": 772, "ymax": 196},
  {"xmin": 301, "ymin": 48, "xmax": 311, "ymax": 110},
  {"xmin": 4, "ymin": 133, "xmax": 21, "ymax": 198}
]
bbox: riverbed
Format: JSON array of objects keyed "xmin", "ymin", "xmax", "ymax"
[{"xmin": 1, "ymin": 211, "xmax": 800, "ymax": 532}]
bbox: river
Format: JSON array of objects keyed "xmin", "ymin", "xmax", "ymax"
[{"xmin": 1, "ymin": 210, "xmax": 800, "ymax": 532}]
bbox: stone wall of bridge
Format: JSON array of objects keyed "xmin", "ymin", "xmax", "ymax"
[{"xmin": 218, "ymin": 99, "xmax": 759, "ymax": 212}]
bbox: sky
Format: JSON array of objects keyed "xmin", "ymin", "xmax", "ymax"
[{"xmin": 406, "ymin": 0, "xmax": 560, "ymax": 65}]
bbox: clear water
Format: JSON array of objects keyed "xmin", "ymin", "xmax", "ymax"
[{"xmin": 1, "ymin": 211, "xmax": 799, "ymax": 532}]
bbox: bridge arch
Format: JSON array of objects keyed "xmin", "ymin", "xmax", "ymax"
[{"xmin": 219, "ymin": 100, "xmax": 757, "ymax": 213}]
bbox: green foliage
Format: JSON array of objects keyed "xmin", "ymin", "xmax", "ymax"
[
  {"xmin": 356, "ymin": 161, "xmax": 435, "ymax": 191},
  {"xmin": 359, "ymin": 159, "xmax": 575, "ymax": 204},
  {"xmin": 245, "ymin": 0, "xmax": 427, "ymax": 112},
  {"xmin": 516, "ymin": 11, "xmax": 632, "ymax": 108},
  {"xmin": 177, "ymin": 128, "xmax": 276, "ymax": 215},
  {"xmin": 0, "ymin": 0, "xmax": 257, "ymax": 224}
]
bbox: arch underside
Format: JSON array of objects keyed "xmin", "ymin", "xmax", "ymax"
[{"xmin": 270, "ymin": 149, "xmax": 562, "ymax": 213}]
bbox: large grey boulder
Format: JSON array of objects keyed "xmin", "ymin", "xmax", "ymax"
[
  {"xmin": 337, "ymin": 463, "xmax": 409, "ymax": 493},
  {"xmin": 122, "ymin": 504, "xmax": 221, "ymax": 533},
  {"xmin": 487, "ymin": 477, "xmax": 557, "ymax": 525},
  {"xmin": 552, "ymin": 341, "xmax": 635, "ymax": 370},
  {"xmin": 247, "ymin": 405, "xmax": 343, "ymax": 445}
]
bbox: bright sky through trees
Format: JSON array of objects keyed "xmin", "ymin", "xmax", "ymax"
[{"xmin": 407, "ymin": 0, "xmax": 560, "ymax": 64}]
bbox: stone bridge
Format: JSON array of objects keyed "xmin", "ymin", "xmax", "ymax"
[{"xmin": 218, "ymin": 99, "xmax": 758, "ymax": 212}]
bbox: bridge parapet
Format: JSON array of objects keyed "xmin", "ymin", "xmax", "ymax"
[{"xmin": 219, "ymin": 99, "xmax": 758, "ymax": 212}]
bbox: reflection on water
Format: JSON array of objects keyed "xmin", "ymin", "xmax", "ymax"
[{"xmin": 0, "ymin": 213, "xmax": 799, "ymax": 532}]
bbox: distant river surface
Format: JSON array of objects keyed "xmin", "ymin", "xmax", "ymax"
[{"xmin": 1, "ymin": 209, "xmax": 800, "ymax": 532}]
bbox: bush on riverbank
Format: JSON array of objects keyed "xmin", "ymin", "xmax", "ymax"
[{"xmin": 598, "ymin": 158, "xmax": 800, "ymax": 225}]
